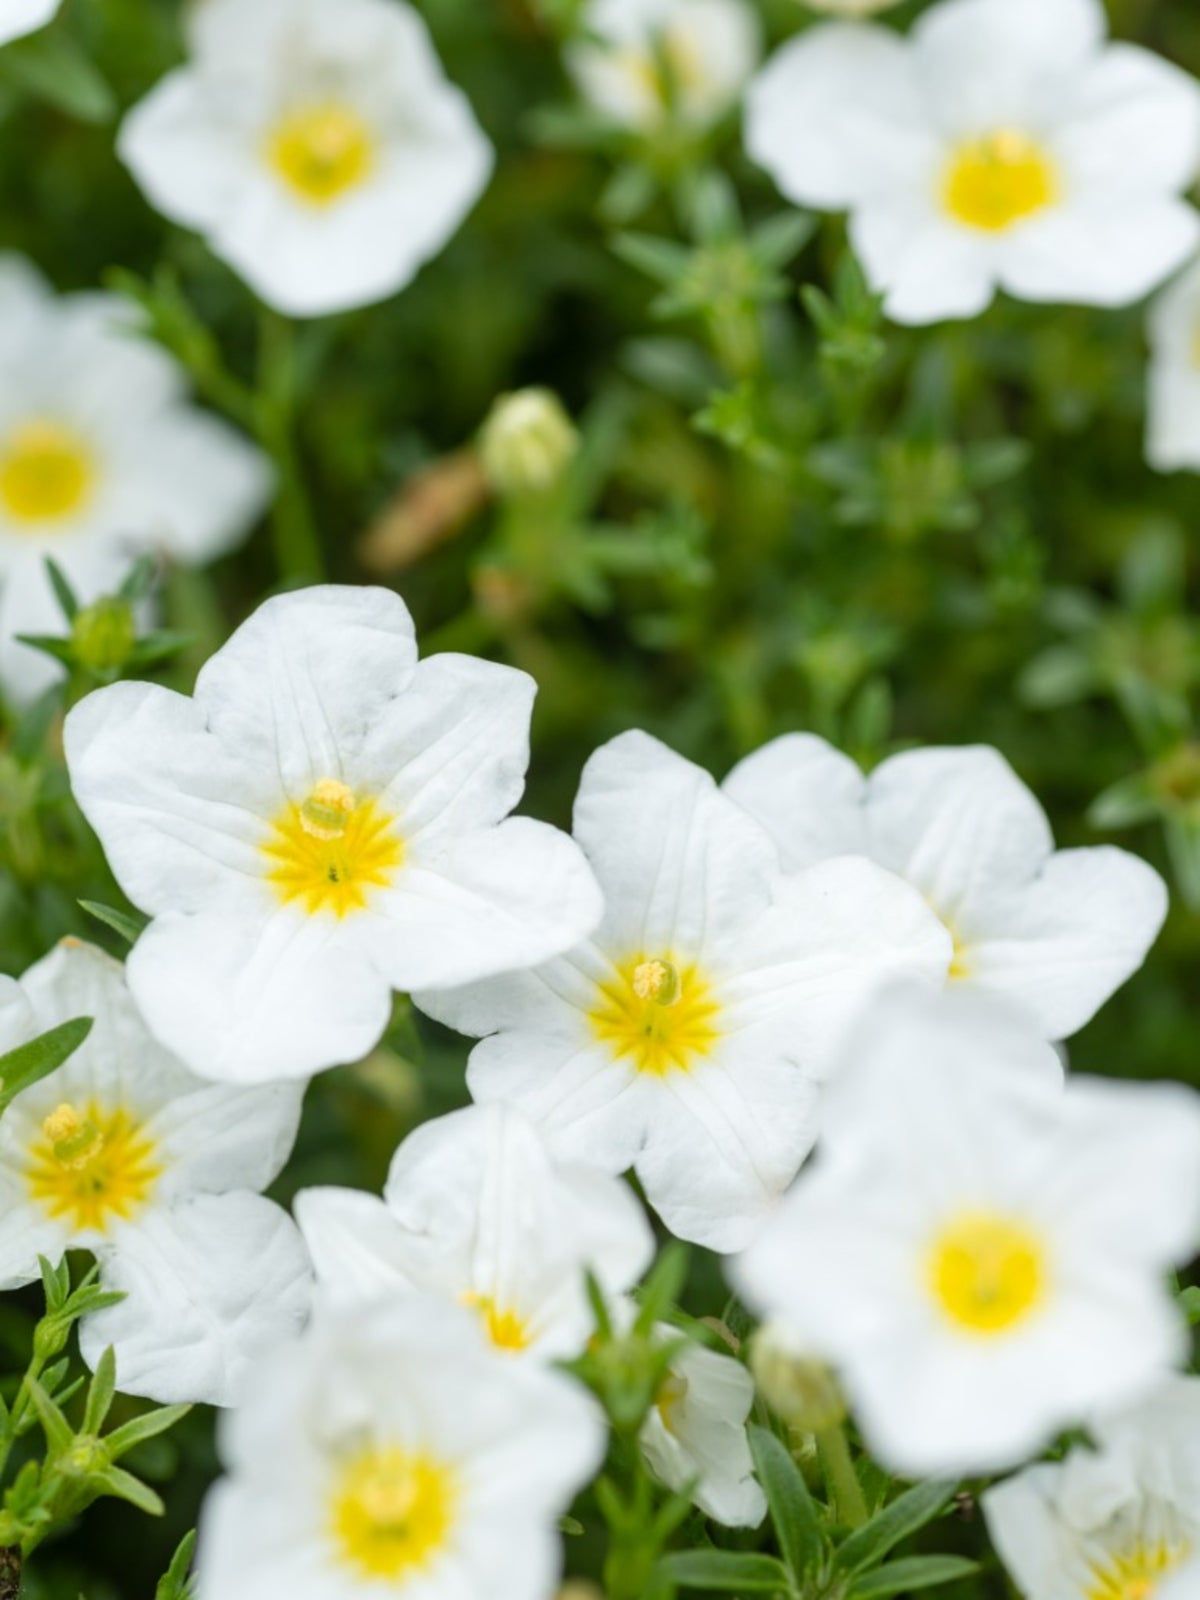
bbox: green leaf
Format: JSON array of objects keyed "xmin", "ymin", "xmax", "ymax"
[
  {"xmin": 748, "ymin": 1426, "xmax": 822, "ymax": 1580},
  {"xmin": 613, "ymin": 232, "xmax": 693, "ymax": 287},
  {"xmin": 105, "ymin": 1403, "xmax": 191, "ymax": 1460},
  {"xmin": 156, "ymin": 1530, "xmax": 197, "ymax": 1600},
  {"xmin": 82, "ymin": 1348, "xmax": 118, "ymax": 1436},
  {"xmin": 26, "ymin": 1380, "xmax": 73, "ymax": 1455},
  {"xmin": 848, "ymin": 1555, "xmax": 980, "ymax": 1598},
  {"xmin": 0, "ymin": 1017, "xmax": 93, "ymax": 1115},
  {"xmin": 836, "ymin": 1481, "xmax": 958, "ymax": 1576},
  {"xmin": 44, "ymin": 558, "xmax": 79, "ymax": 622},
  {"xmin": 94, "ymin": 1464, "xmax": 164, "ymax": 1517},
  {"xmin": 657, "ymin": 1549, "xmax": 793, "ymax": 1593},
  {"xmin": 0, "ymin": 31, "xmax": 115, "ymax": 123},
  {"xmin": 633, "ymin": 1243, "xmax": 690, "ymax": 1333},
  {"xmin": 79, "ymin": 901, "xmax": 148, "ymax": 946}
]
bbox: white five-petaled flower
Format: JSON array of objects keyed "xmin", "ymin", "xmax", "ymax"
[
  {"xmin": 733, "ymin": 986, "xmax": 1200, "ymax": 1477},
  {"xmin": 0, "ymin": 256, "xmax": 270, "ymax": 706},
  {"xmin": 984, "ymin": 1377, "xmax": 1200, "ymax": 1600},
  {"xmin": 745, "ymin": 0, "xmax": 1200, "ymax": 325},
  {"xmin": 0, "ymin": 0, "xmax": 59, "ymax": 45},
  {"xmin": 417, "ymin": 730, "xmax": 950, "ymax": 1253},
  {"xmin": 0, "ymin": 940, "xmax": 309, "ymax": 1406},
  {"xmin": 640, "ymin": 1329, "xmax": 766, "ymax": 1529},
  {"xmin": 569, "ymin": 0, "xmax": 761, "ymax": 132},
  {"xmin": 295, "ymin": 1103, "xmax": 653, "ymax": 1359},
  {"xmin": 725, "ymin": 736, "xmax": 1167, "ymax": 1043},
  {"xmin": 1147, "ymin": 260, "xmax": 1200, "ymax": 475},
  {"xmin": 65, "ymin": 585, "xmax": 603, "ymax": 1084},
  {"xmin": 195, "ymin": 1297, "xmax": 605, "ymax": 1600},
  {"xmin": 118, "ymin": 0, "xmax": 493, "ymax": 318}
]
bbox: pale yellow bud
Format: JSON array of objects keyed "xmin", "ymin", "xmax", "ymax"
[
  {"xmin": 480, "ymin": 388, "xmax": 579, "ymax": 497},
  {"xmin": 750, "ymin": 1321, "xmax": 846, "ymax": 1431}
]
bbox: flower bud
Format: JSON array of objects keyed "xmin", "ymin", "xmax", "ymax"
[
  {"xmin": 750, "ymin": 1320, "xmax": 846, "ymax": 1431},
  {"xmin": 480, "ymin": 388, "xmax": 579, "ymax": 497},
  {"xmin": 71, "ymin": 596, "xmax": 137, "ymax": 675},
  {"xmin": 557, "ymin": 1585, "xmax": 604, "ymax": 1600}
]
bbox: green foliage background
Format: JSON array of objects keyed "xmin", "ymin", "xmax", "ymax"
[{"xmin": 0, "ymin": 0, "xmax": 1198, "ymax": 1593}]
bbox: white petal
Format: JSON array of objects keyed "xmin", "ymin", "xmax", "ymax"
[
  {"xmin": 1054, "ymin": 43, "xmax": 1200, "ymax": 196},
  {"xmin": 745, "ymin": 24, "xmax": 936, "ymax": 210},
  {"xmin": 572, "ymin": 730, "xmax": 780, "ymax": 957},
  {"xmin": 911, "ymin": 0, "xmax": 1106, "ymax": 136},
  {"xmin": 65, "ymin": 680, "xmax": 277, "ymax": 917},
  {"xmin": 370, "ymin": 816, "xmax": 602, "ymax": 992},
  {"xmin": 0, "ymin": 0, "xmax": 60, "ymax": 46},
  {"xmin": 0, "ymin": 1187, "xmax": 67, "ymax": 1292},
  {"xmin": 962, "ymin": 846, "xmax": 1167, "ymax": 1037},
  {"xmin": 997, "ymin": 196, "xmax": 1200, "ymax": 309},
  {"xmin": 127, "ymin": 906, "xmax": 392, "ymax": 1082},
  {"xmin": 117, "ymin": 69, "xmax": 251, "ymax": 235},
  {"xmin": 1147, "ymin": 361, "xmax": 1200, "ymax": 474},
  {"xmin": 722, "ymin": 732, "xmax": 867, "ymax": 870},
  {"xmin": 863, "ymin": 745, "xmax": 1053, "ymax": 929},
  {"xmin": 152, "ymin": 1079, "xmax": 306, "ymax": 1196},
  {"xmin": 82, "ymin": 1194, "xmax": 311, "ymax": 1406},
  {"xmin": 294, "ymin": 1186, "xmax": 417, "ymax": 1306},
  {"xmin": 852, "ymin": 203, "xmax": 999, "ymax": 325},
  {"xmin": 193, "ymin": 586, "xmax": 419, "ymax": 796},
  {"xmin": 364, "ymin": 653, "xmax": 536, "ymax": 842}
]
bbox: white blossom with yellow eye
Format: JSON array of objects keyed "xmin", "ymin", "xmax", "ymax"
[
  {"xmin": 734, "ymin": 986, "xmax": 1200, "ymax": 1477},
  {"xmin": 0, "ymin": 940, "xmax": 309, "ymax": 1406}
]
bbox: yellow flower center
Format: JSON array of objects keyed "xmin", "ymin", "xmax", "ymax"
[
  {"xmin": 460, "ymin": 1292, "xmax": 531, "ymax": 1352},
  {"xmin": 656, "ymin": 1371, "xmax": 689, "ymax": 1436},
  {"xmin": 942, "ymin": 130, "xmax": 1059, "ymax": 232},
  {"xmin": 268, "ymin": 103, "xmax": 376, "ymax": 206},
  {"xmin": 590, "ymin": 955, "xmax": 720, "ymax": 1077},
  {"xmin": 263, "ymin": 780, "xmax": 404, "ymax": 918},
  {"xmin": 1086, "ymin": 1540, "xmax": 1192, "ymax": 1600},
  {"xmin": 0, "ymin": 420, "xmax": 96, "ymax": 525},
  {"xmin": 331, "ymin": 1446, "xmax": 457, "ymax": 1582},
  {"xmin": 623, "ymin": 26, "xmax": 709, "ymax": 110},
  {"xmin": 928, "ymin": 1212, "xmax": 1046, "ymax": 1335},
  {"xmin": 947, "ymin": 929, "xmax": 972, "ymax": 981},
  {"xmin": 26, "ymin": 1101, "xmax": 161, "ymax": 1233}
]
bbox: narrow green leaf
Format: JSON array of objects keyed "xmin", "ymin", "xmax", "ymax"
[
  {"xmin": 848, "ymin": 1555, "xmax": 980, "ymax": 1598},
  {"xmin": 657, "ymin": 1549, "xmax": 793, "ymax": 1593},
  {"xmin": 79, "ymin": 901, "xmax": 148, "ymax": 946},
  {"xmin": 633, "ymin": 1243, "xmax": 690, "ymax": 1333},
  {"xmin": 105, "ymin": 1403, "xmax": 192, "ymax": 1459},
  {"xmin": 156, "ymin": 1529, "xmax": 197, "ymax": 1600},
  {"xmin": 43, "ymin": 558, "xmax": 79, "ymax": 622},
  {"xmin": 82, "ymin": 1348, "xmax": 117, "ymax": 1436},
  {"xmin": 95, "ymin": 1464, "xmax": 165, "ymax": 1517},
  {"xmin": 0, "ymin": 1018, "xmax": 93, "ymax": 1114},
  {"xmin": 748, "ymin": 1425, "xmax": 822, "ymax": 1580},
  {"xmin": 836, "ymin": 1482, "xmax": 958, "ymax": 1576},
  {"xmin": 612, "ymin": 232, "xmax": 693, "ymax": 287},
  {"xmin": 0, "ymin": 32, "xmax": 115, "ymax": 123},
  {"xmin": 26, "ymin": 1380, "xmax": 73, "ymax": 1454}
]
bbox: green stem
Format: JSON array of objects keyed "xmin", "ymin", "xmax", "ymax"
[
  {"xmin": 815, "ymin": 1423, "xmax": 868, "ymax": 1530},
  {"xmin": 256, "ymin": 309, "xmax": 325, "ymax": 585}
]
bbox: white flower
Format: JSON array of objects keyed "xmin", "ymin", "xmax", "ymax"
[
  {"xmin": 640, "ymin": 1331, "xmax": 766, "ymax": 1528},
  {"xmin": 417, "ymin": 730, "xmax": 951, "ymax": 1253},
  {"xmin": 118, "ymin": 0, "xmax": 493, "ymax": 319},
  {"xmin": 295, "ymin": 1102, "xmax": 653, "ymax": 1359},
  {"xmin": 734, "ymin": 986, "xmax": 1200, "ymax": 1477},
  {"xmin": 195, "ymin": 1296, "xmax": 605, "ymax": 1600},
  {"xmin": 569, "ymin": 0, "xmax": 761, "ymax": 131},
  {"xmin": 0, "ymin": 256, "xmax": 270, "ymax": 705},
  {"xmin": 64, "ymin": 585, "xmax": 603, "ymax": 1085},
  {"xmin": 0, "ymin": 939, "xmax": 309, "ymax": 1406},
  {"xmin": 724, "ymin": 736, "xmax": 1167, "ymax": 1042},
  {"xmin": 1147, "ymin": 259, "xmax": 1200, "ymax": 474},
  {"xmin": 745, "ymin": 0, "xmax": 1200, "ymax": 325},
  {"xmin": 0, "ymin": 0, "xmax": 59, "ymax": 45},
  {"xmin": 983, "ymin": 1377, "xmax": 1200, "ymax": 1600}
]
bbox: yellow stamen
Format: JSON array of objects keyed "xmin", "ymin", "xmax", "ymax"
[
  {"xmin": 268, "ymin": 103, "xmax": 375, "ymax": 206},
  {"xmin": 27, "ymin": 1101, "xmax": 161, "ymax": 1233},
  {"xmin": 942, "ymin": 129, "xmax": 1059, "ymax": 233},
  {"xmin": 0, "ymin": 420, "xmax": 95, "ymax": 524},
  {"xmin": 928, "ymin": 1212, "xmax": 1046, "ymax": 1335},
  {"xmin": 460, "ymin": 1292, "xmax": 531, "ymax": 1352},
  {"xmin": 1086, "ymin": 1539, "xmax": 1192, "ymax": 1600},
  {"xmin": 590, "ymin": 954, "xmax": 720, "ymax": 1077},
  {"xmin": 331, "ymin": 1447, "xmax": 457, "ymax": 1581},
  {"xmin": 264, "ymin": 782, "xmax": 404, "ymax": 918},
  {"xmin": 656, "ymin": 1371, "xmax": 689, "ymax": 1435}
]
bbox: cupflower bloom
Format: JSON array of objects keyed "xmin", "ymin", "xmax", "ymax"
[
  {"xmin": 418, "ymin": 730, "xmax": 950, "ymax": 1252},
  {"xmin": 1147, "ymin": 260, "xmax": 1200, "ymax": 474},
  {"xmin": 725, "ymin": 737, "xmax": 1167, "ymax": 1042},
  {"xmin": 640, "ymin": 1331, "xmax": 765, "ymax": 1528},
  {"xmin": 65, "ymin": 586, "xmax": 602, "ymax": 1083},
  {"xmin": 0, "ymin": 0, "xmax": 59, "ymax": 44},
  {"xmin": 118, "ymin": 0, "xmax": 493, "ymax": 318},
  {"xmin": 734, "ymin": 987, "xmax": 1200, "ymax": 1475},
  {"xmin": 196, "ymin": 1297, "xmax": 605, "ymax": 1600},
  {"xmin": 569, "ymin": 0, "xmax": 761, "ymax": 131},
  {"xmin": 0, "ymin": 941, "xmax": 309, "ymax": 1405},
  {"xmin": 0, "ymin": 257, "xmax": 270, "ymax": 705},
  {"xmin": 296, "ymin": 1103, "xmax": 653, "ymax": 1359},
  {"xmin": 745, "ymin": 0, "xmax": 1200, "ymax": 324},
  {"xmin": 984, "ymin": 1378, "xmax": 1200, "ymax": 1600}
]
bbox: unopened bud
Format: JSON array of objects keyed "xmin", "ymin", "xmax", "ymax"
[
  {"xmin": 750, "ymin": 1321, "xmax": 845, "ymax": 1431},
  {"xmin": 480, "ymin": 388, "xmax": 579, "ymax": 497},
  {"xmin": 71, "ymin": 596, "xmax": 136, "ymax": 674},
  {"xmin": 557, "ymin": 1585, "xmax": 604, "ymax": 1600}
]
